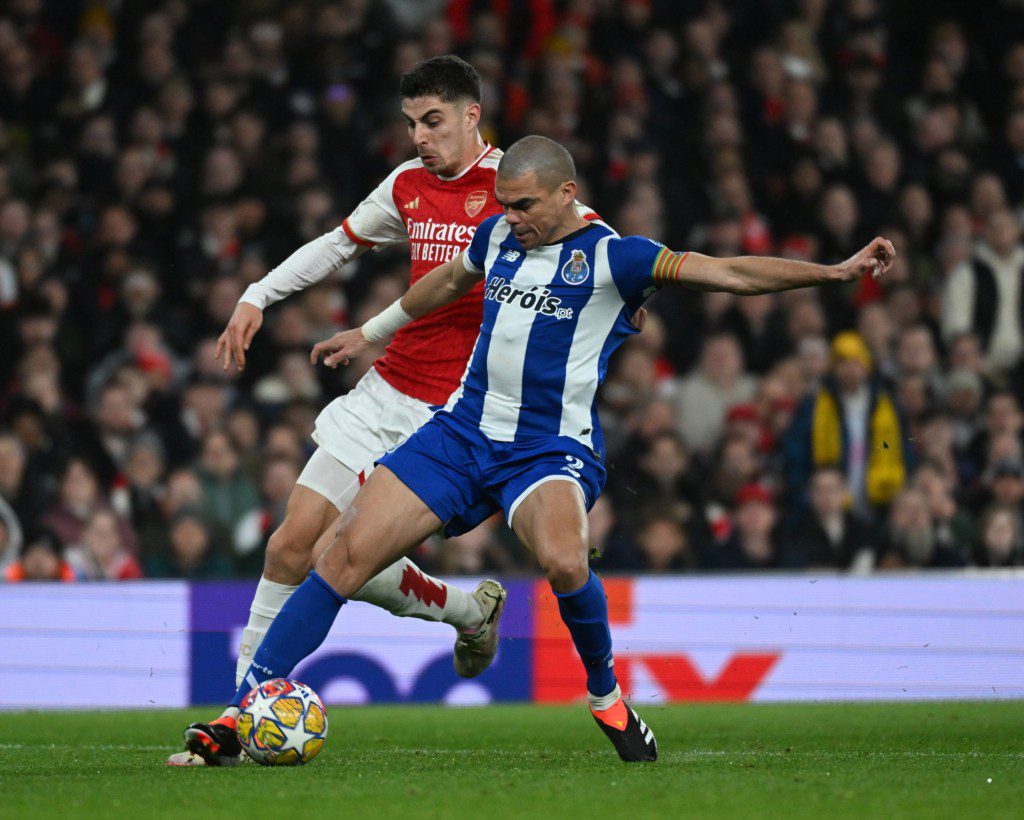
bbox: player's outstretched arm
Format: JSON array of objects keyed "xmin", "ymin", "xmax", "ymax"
[
  {"xmin": 664, "ymin": 236, "xmax": 896, "ymax": 295},
  {"xmin": 311, "ymin": 252, "xmax": 481, "ymax": 368},
  {"xmin": 215, "ymin": 231, "xmax": 376, "ymax": 372}
]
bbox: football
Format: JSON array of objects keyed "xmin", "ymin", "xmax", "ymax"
[{"xmin": 235, "ymin": 678, "xmax": 328, "ymax": 766}]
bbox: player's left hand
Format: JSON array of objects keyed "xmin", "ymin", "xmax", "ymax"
[
  {"xmin": 834, "ymin": 236, "xmax": 896, "ymax": 283},
  {"xmin": 310, "ymin": 329, "xmax": 369, "ymax": 368}
]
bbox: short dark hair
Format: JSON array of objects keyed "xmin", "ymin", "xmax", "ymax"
[
  {"xmin": 497, "ymin": 135, "xmax": 576, "ymax": 188},
  {"xmin": 399, "ymin": 55, "xmax": 481, "ymax": 103}
]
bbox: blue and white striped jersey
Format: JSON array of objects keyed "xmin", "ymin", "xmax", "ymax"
[{"xmin": 443, "ymin": 213, "xmax": 677, "ymax": 456}]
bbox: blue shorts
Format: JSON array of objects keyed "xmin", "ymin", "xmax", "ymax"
[{"xmin": 378, "ymin": 411, "xmax": 606, "ymax": 537}]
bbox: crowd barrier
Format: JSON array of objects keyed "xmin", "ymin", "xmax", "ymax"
[{"xmin": 2, "ymin": 575, "xmax": 1022, "ymax": 709}]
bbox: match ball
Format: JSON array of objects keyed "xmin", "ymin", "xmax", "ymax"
[{"xmin": 236, "ymin": 678, "xmax": 328, "ymax": 765}]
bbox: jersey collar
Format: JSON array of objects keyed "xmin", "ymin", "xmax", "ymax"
[{"xmin": 437, "ymin": 143, "xmax": 494, "ymax": 181}]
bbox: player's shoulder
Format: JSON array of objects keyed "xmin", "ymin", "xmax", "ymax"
[
  {"xmin": 388, "ymin": 156, "xmax": 428, "ymax": 183},
  {"xmin": 365, "ymin": 157, "xmax": 427, "ymax": 201},
  {"xmin": 604, "ymin": 235, "xmax": 665, "ymax": 265}
]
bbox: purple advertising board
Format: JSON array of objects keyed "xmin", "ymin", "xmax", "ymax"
[{"xmin": 1, "ymin": 575, "xmax": 1022, "ymax": 709}]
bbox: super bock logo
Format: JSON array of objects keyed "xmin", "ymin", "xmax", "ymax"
[{"xmin": 561, "ymin": 249, "xmax": 590, "ymax": 285}]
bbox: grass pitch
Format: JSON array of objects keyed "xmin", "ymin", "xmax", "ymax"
[{"xmin": 0, "ymin": 702, "xmax": 1021, "ymax": 819}]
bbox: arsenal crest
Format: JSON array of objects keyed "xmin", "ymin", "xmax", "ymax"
[
  {"xmin": 561, "ymin": 249, "xmax": 590, "ymax": 284},
  {"xmin": 465, "ymin": 190, "xmax": 487, "ymax": 217}
]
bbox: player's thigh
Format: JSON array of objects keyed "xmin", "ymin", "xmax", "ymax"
[
  {"xmin": 316, "ymin": 466, "xmax": 442, "ymax": 595},
  {"xmin": 295, "ymin": 449, "xmax": 369, "ymax": 566},
  {"xmin": 510, "ymin": 478, "xmax": 590, "ymax": 591},
  {"xmin": 271, "ymin": 483, "xmax": 339, "ymax": 554}
]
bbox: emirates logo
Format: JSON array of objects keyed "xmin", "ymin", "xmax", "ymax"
[{"xmin": 465, "ymin": 190, "xmax": 487, "ymax": 217}]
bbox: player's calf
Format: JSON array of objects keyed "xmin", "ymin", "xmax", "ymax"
[{"xmin": 352, "ymin": 557, "xmax": 486, "ymax": 632}]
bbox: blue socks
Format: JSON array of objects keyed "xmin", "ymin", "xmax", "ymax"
[
  {"xmin": 555, "ymin": 570, "xmax": 617, "ymax": 697},
  {"xmin": 231, "ymin": 571, "xmax": 347, "ymax": 706}
]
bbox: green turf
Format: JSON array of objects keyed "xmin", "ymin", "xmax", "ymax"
[{"xmin": 0, "ymin": 702, "xmax": 1021, "ymax": 819}]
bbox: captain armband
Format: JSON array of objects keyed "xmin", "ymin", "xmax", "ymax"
[{"xmin": 651, "ymin": 248, "xmax": 689, "ymax": 284}]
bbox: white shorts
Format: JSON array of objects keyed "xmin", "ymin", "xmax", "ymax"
[{"xmin": 299, "ymin": 367, "xmax": 437, "ymax": 505}]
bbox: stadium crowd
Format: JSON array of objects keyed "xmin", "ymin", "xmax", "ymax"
[{"xmin": 1, "ymin": 0, "xmax": 1024, "ymax": 581}]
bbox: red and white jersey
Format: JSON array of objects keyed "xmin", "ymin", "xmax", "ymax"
[
  {"xmin": 241, "ymin": 143, "xmax": 602, "ymax": 406},
  {"xmin": 341, "ymin": 145, "xmax": 503, "ymax": 405}
]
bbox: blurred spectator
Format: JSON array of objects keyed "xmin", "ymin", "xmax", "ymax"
[
  {"xmin": 42, "ymin": 457, "xmax": 137, "ymax": 553},
  {"xmin": 942, "ymin": 209, "xmax": 1024, "ymax": 379},
  {"xmin": 912, "ymin": 461, "xmax": 974, "ymax": 563},
  {"xmin": 968, "ymin": 392, "xmax": 1024, "ymax": 479},
  {"xmin": 704, "ymin": 483, "xmax": 778, "ymax": 570},
  {"xmin": 65, "ymin": 508, "xmax": 143, "ymax": 580},
  {"xmin": 783, "ymin": 331, "xmax": 910, "ymax": 519},
  {"xmin": 669, "ymin": 332, "xmax": 757, "ymax": 456},
  {"xmin": 3, "ymin": 530, "xmax": 75, "ymax": 582},
  {"xmin": 0, "ymin": 494, "xmax": 22, "ymax": 578},
  {"xmin": 197, "ymin": 430, "xmax": 259, "ymax": 534},
  {"xmin": 780, "ymin": 467, "xmax": 876, "ymax": 570},
  {"xmin": 634, "ymin": 513, "xmax": 694, "ymax": 572},
  {"xmin": 0, "ymin": 432, "xmax": 46, "ymax": 526},
  {"xmin": 878, "ymin": 488, "xmax": 966, "ymax": 569},
  {"xmin": 437, "ymin": 514, "xmax": 518, "ymax": 575},
  {"xmin": 123, "ymin": 433, "xmax": 167, "ymax": 560},
  {"xmin": 973, "ymin": 505, "xmax": 1023, "ymax": 567},
  {"xmin": 234, "ymin": 457, "xmax": 300, "ymax": 575},
  {"xmin": 145, "ymin": 509, "xmax": 233, "ymax": 579},
  {"xmin": 587, "ymin": 495, "xmax": 639, "ymax": 570},
  {"xmin": 985, "ymin": 458, "xmax": 1024, "ymax": 512}
]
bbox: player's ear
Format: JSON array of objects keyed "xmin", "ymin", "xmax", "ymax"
[
  {"xmin": 463, "ymin": 101, "xmax": 481, "ymax": 129},
  {"xmin": 561, "ymin": 179, "xmax": 577, "ymax": 204}
]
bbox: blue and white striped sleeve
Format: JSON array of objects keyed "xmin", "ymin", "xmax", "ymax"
[
  {"xmin": 462, "ymin": 214, "xmax": 502, "ymax": 274},
  {"xmin": 606, "ymin": 235, "xmax": 682, "ymax": 303}
]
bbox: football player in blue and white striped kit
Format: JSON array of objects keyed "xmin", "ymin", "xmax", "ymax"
[{"xmin": 213, "ymin": 136, "xmax": 895, "ymax": 762}]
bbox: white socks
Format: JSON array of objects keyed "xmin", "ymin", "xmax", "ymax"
[
  {"xmin": 235, "ymin": 576, "xmax": 301, "ymax": 687},
  {"xmin": 233, "ymin": 560, "xmax": 484, "ymax": 688},
  {"xmin": 352, "ymin": 557, "xmax": 483, "ymax": 631}
]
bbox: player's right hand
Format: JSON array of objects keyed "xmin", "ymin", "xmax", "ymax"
[
  {"xmin": 215, "ymin": 302, "xmax": 263, "ymax": 372},
  {"xmin": 310, "ymin": 329, "xmax": 369, "ymax": 368}
]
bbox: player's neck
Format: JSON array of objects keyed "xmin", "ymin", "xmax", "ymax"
[{"xmin": 442, "ymin": 133, "xmax": 488, "ymax": 179}]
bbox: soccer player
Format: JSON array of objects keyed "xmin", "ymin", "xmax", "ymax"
[
  {"xmin": 196, "ymin": 136, "xmax": 896, "ymax": 762},
  {"xmin": 173, "ymin": 57, "xmax": 604, "ymax": 767}
]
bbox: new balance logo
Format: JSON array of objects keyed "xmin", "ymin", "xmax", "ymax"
[
  {"xmin": 501, "ymin": 249, "xmax": 521, "ymax": 262},
  {"xmin": 404, "ymin": 196, "xmax": 420, "ymax": 210}
]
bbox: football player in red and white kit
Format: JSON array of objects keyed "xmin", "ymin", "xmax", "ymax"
[{"xmin": 172, "ymin": 56, "xmax": 598, "ymax": 766}]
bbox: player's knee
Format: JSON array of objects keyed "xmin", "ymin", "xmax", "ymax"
[
  {"xmin": 266, "ymin": 520, "xmax": 313, "ymax": 570},
  {"xmin": 541, "ymin": 550, "xmax": 589, "ymax": 594},
  {"xmin": 315, "ymin": 527, "xmax": 370, "ymax": 598}
]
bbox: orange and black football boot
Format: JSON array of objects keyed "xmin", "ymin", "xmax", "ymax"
[
  {"xmin": 178, "ymin": 716, "xmax": 243, "ymax": 766},
  {"xmin": 590, "ymin": 687, "xmax": 658, "ymax": 762}
]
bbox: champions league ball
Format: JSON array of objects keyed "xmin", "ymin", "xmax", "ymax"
[{"xmin": 236, "ymin": 679, "xmax": 328, "ymax": 765}]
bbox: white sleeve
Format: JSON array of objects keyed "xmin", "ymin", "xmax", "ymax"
[
  {"xmin": 941, "ymin": 260, "xmax": 975, "ymax": 342},
  {"xmin": 240, "ymin": 227, "xmax": 368, "ymax": 310},
  {"xmin": 239, "ymin": 164, "xmax": 412, "ymax": 310}
]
